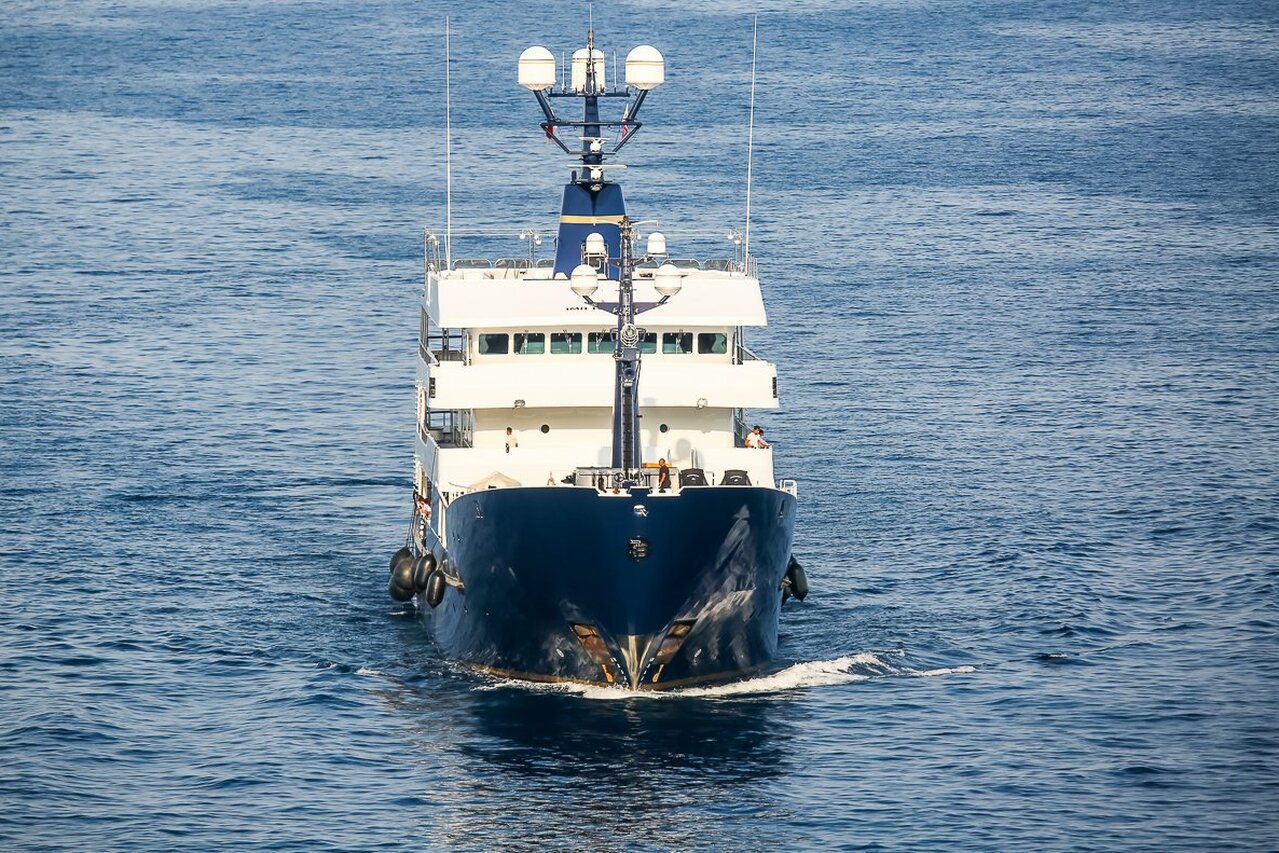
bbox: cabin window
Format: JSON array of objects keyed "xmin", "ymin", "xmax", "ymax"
[
  {"xmin": 551, "ymin": 332, "xmax": 583, "ymax": 354},
  {"xmin": 588, "ymin": 331, "xmax": 615, "ymax": 353},
  {"xmin": 698, "ymin": 332, "xmax": 727, "ymax": 354},
  {"xmin": 639, "ymin": 332, "xmax": 657, "ymax": 354},
  {"xmin": 514, "ymin": 333, "xmax": 545, "ymax": 354},
  {"xmin": 662, "ymin": 332, "xmax": 693, "ymax": 354},
  {"xmin": 478, "ymin": 333, "xmax": 509, "ymax": 355}
]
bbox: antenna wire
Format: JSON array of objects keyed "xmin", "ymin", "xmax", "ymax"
[{"xmin": 744, "ymin": 15, "xmax": 758, "ymax": 269}]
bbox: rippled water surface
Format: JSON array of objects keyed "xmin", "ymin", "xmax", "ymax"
[{"xmin": 3, "ymin": 0, "xmax": 1278, "ymax": 849}]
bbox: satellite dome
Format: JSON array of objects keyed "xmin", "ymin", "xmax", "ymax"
[
  {"xmin": 570, "ymin": 263, "xmax": 600, "ymax": 298},
  {"xmin": 518, "ymin": 46, "xmax": 556, "ymax": 91},
  {"xmin": 626, "ymin": 45, "xmax": 665, "ymax": 91},
  {"xmin": 653, "ymin": 263, "xmax": 682, "ymax": 297}
]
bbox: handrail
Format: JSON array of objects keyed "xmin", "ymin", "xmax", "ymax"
[{"xmin": 426, "ymin": 228, "xmax": 759, "ymax": 276}]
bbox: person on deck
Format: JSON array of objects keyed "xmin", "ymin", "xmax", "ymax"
[
  {"xmin": 745, "ymin": 425, "xmax": 770, "ymax": 449},
  {"xmin": 505, "ymin": 427, "xmax": 518, "ymax": 454},
  {"xmin": 657, "ymin": 458, "xmax": 671, "ymax": 493}
]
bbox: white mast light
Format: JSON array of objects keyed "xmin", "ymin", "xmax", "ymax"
[
  {"xmin": 571, "ymin": 48, "xmax": 606, "ymax": 92},
  {"xmin": 518, "ymin": 46, "xmax": 557, "ymax": 91},
  {"xmin": 625, "ymin": 45, "xmax": 665, "ymax": 90}
]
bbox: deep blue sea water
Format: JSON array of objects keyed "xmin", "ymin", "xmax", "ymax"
[{"xmin": 3, "ymin": 1, "xmax": 1278, "ymax": 849}]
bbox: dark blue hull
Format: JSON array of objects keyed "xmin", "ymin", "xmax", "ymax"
[{"xmin": 422, "ymin": 485, "xmax": 796, "ymax": 689}]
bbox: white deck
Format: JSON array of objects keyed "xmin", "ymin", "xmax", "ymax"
[{"xmin": 417, "ymin": 430, "xmax": 776, "ymax": 496}]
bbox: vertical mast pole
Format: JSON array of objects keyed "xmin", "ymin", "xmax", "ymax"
[
  {"xmin": 445, "ymin": 16, "xmax": 453, "ymax": 269},
  {"xmin": 613, "ymin": 216, "xmax": 641, "ymax": 472},
  {"xmin": 744, "ymin": 15, "xmax": 757, "ymax": 267}
]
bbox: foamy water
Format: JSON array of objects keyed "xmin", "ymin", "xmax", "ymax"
[{"xmin": 480, "ymin": 652, "xmax": 977, "ymax": 700}]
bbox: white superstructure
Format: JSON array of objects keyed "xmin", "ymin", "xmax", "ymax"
[{"xmin": 414, "ymin": 248, "xmax": 781, "ymax": 501}]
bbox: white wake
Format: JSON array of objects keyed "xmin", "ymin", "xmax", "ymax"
[{"xmin": 481, "ymin": 652, "xmax": 975, "ymax": 700}]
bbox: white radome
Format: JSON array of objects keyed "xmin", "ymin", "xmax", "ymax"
[
  {"xmin": 584, "ymin": 232, "xmax": 607, "ymax": 257},
  {"xmin": 625, "ymin": 45, "xmax": 665, "ymax": 91},
  {"xmin": 570, "ymin": 263, "xmax": 601, "ymax": 298},
  {"xmin": 571, "ymin": 48, "xmax": 606, "ymax": 92},
  {"xmin": 646, "ymin": 231, "xmax": 667, "ymax": 256},
  {"xmin": 653, "ymin": 263, "xmax": 682, "ymax": 297},
  {"xmin": 518, "ymin": 46, "xmax": 556, "ymax": 91}
]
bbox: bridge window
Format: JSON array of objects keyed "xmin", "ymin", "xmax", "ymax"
[
  {"xmin": 588, "ymin": 331, "xmax": 615, "ymax": 353},
  {"xmin": 698, "ymin": 332, "xmax": 727, "ymax": 354},
  {"xmin": 639, "ymin": 333, "xmax": 657, "ymax": 354},
  {"xmin": 514, "ymin": 333, "xmax": 545, "ymax": 354},
  {"xmin": 478, "ymin": 333, "xmax": 509, "ymax": 355},
  {"xmin": 663, "ymin": 332, "xmax": 693, "ymax": 354},
  {"xmin": 551, "ymin": 332, "xmax": 583, "ymax": 354}
]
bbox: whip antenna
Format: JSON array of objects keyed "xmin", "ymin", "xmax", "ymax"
[
  {"xmin": 744, "ymin": 15, "xmax": 758, "ymax": 268},
  {"xmin": 445, "ymin": 16, "xmax": 453, "ymax": 268}
]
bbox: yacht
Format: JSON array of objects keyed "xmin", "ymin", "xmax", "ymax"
[{"xmin": 387, "ymin": 26, "xmax": 807, "ymax": 690}]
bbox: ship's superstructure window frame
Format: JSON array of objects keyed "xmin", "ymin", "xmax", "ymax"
[
  {"xmin": 478, "ymin": 333, "xmax": 509, "ymax": 355},
  {"xmin": 698, "ymin": 332, "xmax": 728, "ymax": 354},
  {"xmin": 662, "ymin": 332, "xmax": 693, "ymax": 354},
  {"xmin": 551, "ymin": 332, "xmax": 583, "ymax": 354},
  {"xmin": 514, "ymin": 332, "xmax": 546, "ymax": 354},
  {"xmin": 588, "ymin": 331, "xmax": 615, "ymax": 353},
  {"xmin": 639, "ymin": 332, "xmax": 657, "ymax": 354}
]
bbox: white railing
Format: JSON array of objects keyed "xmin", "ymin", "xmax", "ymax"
[{"xmin": 423, "ymin": 228, "xmax": 757, "ymax": 278}]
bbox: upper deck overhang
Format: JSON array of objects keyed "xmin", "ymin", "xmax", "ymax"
[
  {"xmin": 426, "ymin": 271, "xmax": 767, "ymax": 329},
  {"xmin": 421, "ymin": 358, "xmax": 778, "ymax": 410}
]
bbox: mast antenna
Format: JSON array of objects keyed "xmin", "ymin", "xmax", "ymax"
[
  {"xmin": 445, "ymin": 16, "xmax": 453, "ymax": 268},
  {"xmin": 744, "ymin": 15, "xmax": 758, "ymax": 268}
]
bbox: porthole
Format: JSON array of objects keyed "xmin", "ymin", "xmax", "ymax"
[
  {"xmin": 540, "ymin": 424, "xmax": 550, "ymax": 434},
  {"xmin": 659, "ymin": 423, "xmax": 669, "ymax": 433}
]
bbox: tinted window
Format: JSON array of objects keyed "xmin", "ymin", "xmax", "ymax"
[
  {"xmin": 588, "ymin": 331, "xmax": 615, "ymax": 353},
  {"xmin": 514, "ymin": 333, "xmax": 545, "ymax": 354},
  {"xmin": 639, "ymin": 333, "xmax": 657, "ymax": 354},
  {"xmin": 697, "ymin": 332, "xmax": 727, "ymax": 354},
  {"xmin": 478, "ymin": 333, "xmax": 509, "ymax": 355},
  {"xmin": 663, "ymin": 332, "xmax": 693, "ymax": 354},
  {"xmin": 550, "ymin": 333, "xmax": 583, "ymax": 354}
]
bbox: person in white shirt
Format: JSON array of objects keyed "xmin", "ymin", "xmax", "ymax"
[
  {"xmin": 745, "ymin": 425, "xmax": 770, "ymax": 449},
  {"xmin": 505, "ymin": 427, "xmax": 518, "ymax": 453}
]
